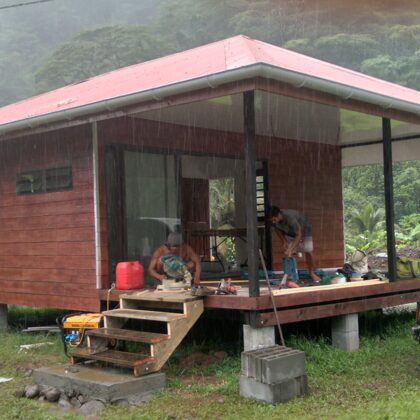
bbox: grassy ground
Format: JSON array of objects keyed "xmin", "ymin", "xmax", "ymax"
[{"xmin": 0, "ymin": 307, "xmax": 419, "ymax": 419}]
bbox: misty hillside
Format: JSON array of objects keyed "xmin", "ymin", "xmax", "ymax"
[{"xmin": 1, "ymin": 0, "xmax": 420, "ymax": 106}]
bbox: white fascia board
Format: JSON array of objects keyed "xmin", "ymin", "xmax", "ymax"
[{"xmin": 1, "ymin": 63, "xmax": 420, "ymax": 137}]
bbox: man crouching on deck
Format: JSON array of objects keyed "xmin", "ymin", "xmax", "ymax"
[
  {"xmin": 148, "ymin": 232, "xmax": 213, "ymax": 296},
  {"xmin": 269, "ymin": 206, "xmax": 321, "ymax": 284}
]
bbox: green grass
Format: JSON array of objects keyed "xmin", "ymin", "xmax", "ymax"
[{"xmin": 0, "ymin": 307, "xmax": 419, "ymax": 419}]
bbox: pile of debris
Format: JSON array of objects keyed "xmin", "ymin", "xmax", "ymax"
[{"xmin": 366, "ymin": 247, "xmax": 420, "ymax": 272}]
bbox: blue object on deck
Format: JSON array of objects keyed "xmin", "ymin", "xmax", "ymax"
[{"xmin": 283, "ymin": 257, "xmax": 299, "ymax": 281}]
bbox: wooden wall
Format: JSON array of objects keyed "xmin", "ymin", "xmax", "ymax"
[
  {"xmin": 258, "ymin": 137, "xmax": 344, "ymax": 270},
  {"xmin": 0, "ymin": 113, "xmax": 343, "ymax": 312},
  {"xmin": 0, "ymin": 125, "xmax": 100, "ymax": 311},
  {"xmin": 98, "ymin": 117, "xmax": 344, "ymax": 275}
]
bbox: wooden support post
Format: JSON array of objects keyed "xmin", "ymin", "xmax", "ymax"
[
  {"xmin": 244, "ymin": 90, "xmax": 259, "ymax": 297},
  {"xmin": 382, "ymin": 118, "xmax": 397, "ymax": 282}
]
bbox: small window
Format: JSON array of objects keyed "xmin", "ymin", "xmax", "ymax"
[
  {"xmin": 16, "ymin": 170, "xmax": 43, "ymax": 195},
  {"xmin": 16, "ymin": 166, "xmax": 72, "ymax": 195},
  {"xmin": 45, "ymin": 167, "xmax": 72, "ymax": 192}
]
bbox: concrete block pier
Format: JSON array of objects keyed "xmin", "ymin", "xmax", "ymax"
[
  {"xmin": 240, "ymin": 345, "xmax": 308, "ymax": 403},
  {"xmin": 331, "ymin": 314, "xmax": 359, "ymax": 352}
]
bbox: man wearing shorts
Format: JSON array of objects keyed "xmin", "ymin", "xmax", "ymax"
[{"xmin": 269, "ymin": 206, "xmax": 320, "ymax": 283}]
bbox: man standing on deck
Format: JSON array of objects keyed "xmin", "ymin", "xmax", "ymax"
[{"xmin": 269, "ymin": 205, "xmax": 321, "ymax": 284}]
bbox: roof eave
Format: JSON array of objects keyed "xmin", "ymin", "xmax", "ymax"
[{"xmin": 1, "ymin": 63, "xmax": 420, "ymax": 137}]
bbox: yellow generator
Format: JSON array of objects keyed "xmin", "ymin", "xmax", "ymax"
[{"xmin": 58, "ymin": 313, "xmax": 103, "ymax": 355}]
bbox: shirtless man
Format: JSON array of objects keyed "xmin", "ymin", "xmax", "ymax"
[{"xmin": 148, "ymin": 232, "xmax": 213, "ymax": 296}]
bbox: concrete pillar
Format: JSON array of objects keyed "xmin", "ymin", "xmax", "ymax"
[
  {"xmin": 243, "ymin": 324, "xmax": 275, "ymax": 351},
  {"xmin": 0, "ymin": 304, "xmax": 8, "ymax": 330},
  {"xmin": 331, "ymin": 314, "xmax": 359, "ymax": 352}
]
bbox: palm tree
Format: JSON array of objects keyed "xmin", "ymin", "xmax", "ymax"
[{"xmin": 349, "ymin": 203, "xmax": 385, "ymax": 235}]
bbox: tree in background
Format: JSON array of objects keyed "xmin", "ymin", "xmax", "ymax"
[{"xmin": 35, "ymin": 25, "xmax": 170, "ymax": 93}]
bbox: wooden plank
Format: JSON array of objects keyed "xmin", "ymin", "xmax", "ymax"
[
  {"xmin": 103, "ymin": 309, "xmax": 186, "ymax": 322},
  {"xmin": 0, "ymin": 212, "xmax": 93, "ymax": 231},
  {"xmin": 0, "ymin": 188, "xmax": 93, "ymax": 208},
  {"xmin": 0, "ymin": 200, "xmax": 94, "ymax": 219},
  {"xmin": 150, "ymin": 300, "xmax": 204, "ymax": 371},
  {"xmin": 0, "ymin": 279, "xmax": 97, "ymax": 296},
  {"xmin": 0, "ymin": 242, "xmax": 95, "ymax": 257},
  {"xmin": 271, "ymin": 280, "xmax": 382, "ymax": 295},
  {"xmin": 0, "ymin": 227, "xmax": 94, "ymax": 243},
  {"xmin": 0, "ymin": 291, "xmax": 100, "ymax": 312},
  {"xmin": 121, "ymin": 290, "xmax": 200, "ymax": 303},
  {"xmin": 257, "ymin": 291, "xmax": 420, "ymax": 326},
  {"xmin": 86, "ymin": 328, "xmax": 169, "ymax": 343},
  {"xmin": 0, "ymin": 255, "xmax": 95, "ymax": 270},
  {"xmin": 0, "ymin": 268, "xmax": 95, "ymax": 283},
  {"xmin": 256, "ymin": 279, "xmax": 420, "ymax": 310},
  {"xmin": 202, "ymin": 279, "xmax": 420, "ymax": 310},
  {"xmin": 70, "ymin": 348, "xmax": 153, "ymax": 368}
]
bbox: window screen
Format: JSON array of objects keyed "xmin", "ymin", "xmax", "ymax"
[{"xmin": 16, "ymin": 166, "xmax": 72, "ymax": 195}]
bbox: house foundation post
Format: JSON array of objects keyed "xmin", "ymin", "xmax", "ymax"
[
  {"xmin": 331, "ymin": 314, "xmax": 359, "ymax": 351},
  {"xmin": 0, "ymin": 304, "xmax": 8, "ymax": 330},
  {"xmin": 243, "ymin": 324, "xmax": 276, "ymax": 351}
]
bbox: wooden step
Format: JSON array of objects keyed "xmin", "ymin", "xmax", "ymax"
[
  {"xmin": 86, "ymin": 328, "xmax": 169, "ymax": 343},
  {"xmin": 70, "ymin": 348, "xmax": 153, "ymax": 368},
  {"xmin": 102, "ymin": 308, "xmax": 186, "ymax": 322},
  {"xmin": 121, "ymin": 290, "xmax": 199, "ymax": 303}
]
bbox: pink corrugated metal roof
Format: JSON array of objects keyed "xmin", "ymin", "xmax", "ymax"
[{"xmin": 1, "ymin": 35, "xmax": 420, "ymax": 127}]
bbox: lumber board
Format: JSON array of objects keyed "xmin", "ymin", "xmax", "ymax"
[
  {"xmin": 103, "ymin": 308, "xmax": 186, "ymax": 322},
  {"xmin": 271, "ymin": 280, "xmax": 382, "ymax": 295},
  {"xmin": 86, "ymin": 328, "xmax": 169, "ymax": 343},
  {"xmin": 256, "ymin": 291, "xmax": 420, "ymax": 326},
  {"xmin": 70, "ymin": 348, "xmax": 153, "ymax": 368},
  {"xmin": 150, "ymin": 300, "xmax": 204, "ymax": 370},
  {"xmin": 121, "ymin": 290, "xmax": 199, "ymax": 303}
]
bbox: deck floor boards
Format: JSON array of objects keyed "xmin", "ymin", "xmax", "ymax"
[{"xmin": 98, "ymin": 279, "xmax": 420, "ymax": 324}]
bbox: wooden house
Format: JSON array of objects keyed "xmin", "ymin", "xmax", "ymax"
[{"xmin": 0, "ymin": 35, "xmax": 419, "ymax": 329}]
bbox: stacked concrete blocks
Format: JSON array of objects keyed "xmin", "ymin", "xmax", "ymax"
[
  {"xmin": 240, "ymin": 345, "xmax": 308, "ymax": 403},
  {"xmin": 331, "ymin": 314, "xmax": 359, "ymax": 352}
]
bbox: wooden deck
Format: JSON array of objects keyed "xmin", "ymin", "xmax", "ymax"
[{"xmin": 99, "ymin": 278, "xmax": 420, "ymax": 327}]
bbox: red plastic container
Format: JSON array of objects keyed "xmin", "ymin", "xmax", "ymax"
[{"xmin": 116, "ymin": 261, "xmax": 144, "ymax": 290}]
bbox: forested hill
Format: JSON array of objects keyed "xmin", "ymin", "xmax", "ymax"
[{"xmin": 1, "ymin": 0, "xmax": 420, "ymax": 106}]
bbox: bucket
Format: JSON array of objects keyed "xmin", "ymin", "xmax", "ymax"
[{"xmin": 116, "ymin": 261, "xmax": 144, "ymax": 290}]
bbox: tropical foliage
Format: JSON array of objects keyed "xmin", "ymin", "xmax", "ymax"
[
  {"xmin": 1, "ymin": 0, "xmax": 420, "ymax": 105},
  {"xmin": 343, "ymin": 162, "xmax": 420, "ymax": 252},
  {"xmin": 1, "ymin": 0, "xmax": 419, "ymax": 255}
]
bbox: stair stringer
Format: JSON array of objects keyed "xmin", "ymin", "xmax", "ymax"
[{"xmin": 134, "ymin": 299, "xmax": 204, "ymax": 376}]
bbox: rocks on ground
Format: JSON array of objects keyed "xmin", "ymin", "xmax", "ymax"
[{"xmin": 14, "ymin": 384, "xmax": 128, "ymax": 414}]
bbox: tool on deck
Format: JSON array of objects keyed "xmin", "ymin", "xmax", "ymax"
[
  {"xmin": 157, "ymin": 254, "xmax": 192, "ymax": 290},
  {"xmin": 279, "ymin": 256, "xmax": 301, "ymax": 288},
  {"xmin": 259, "ymin": 249, "xmax": 285, "ymax": 346}
]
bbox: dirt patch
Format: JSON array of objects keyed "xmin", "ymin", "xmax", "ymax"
[
  {"xmin": 15, "ymin": 362, "xmax": 43, "ymax": 376},
  {"xmin": 176, "ymin": 351, "xmax": 227, "ymax": 370},
  {"xmin": 178, "ymin": 375, "xmax": 221, "ymax": 386}
]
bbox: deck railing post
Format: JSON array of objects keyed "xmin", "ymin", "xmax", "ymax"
[
  {"xmin": 244, "ymin": 90, "xmax": 260, "ymax": 297},
  {"xmin": 382, "ymin": 118, "xmax": 397, "ymax": 281}
]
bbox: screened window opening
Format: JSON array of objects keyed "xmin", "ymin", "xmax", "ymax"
[{"xmin": 16, "ymin": 166, "xmax": 72, "ymax": 195}]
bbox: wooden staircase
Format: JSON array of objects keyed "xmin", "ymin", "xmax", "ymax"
[{"xmin": 70, "ymin": 290, "xmax": 203, "ymax": 376}]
